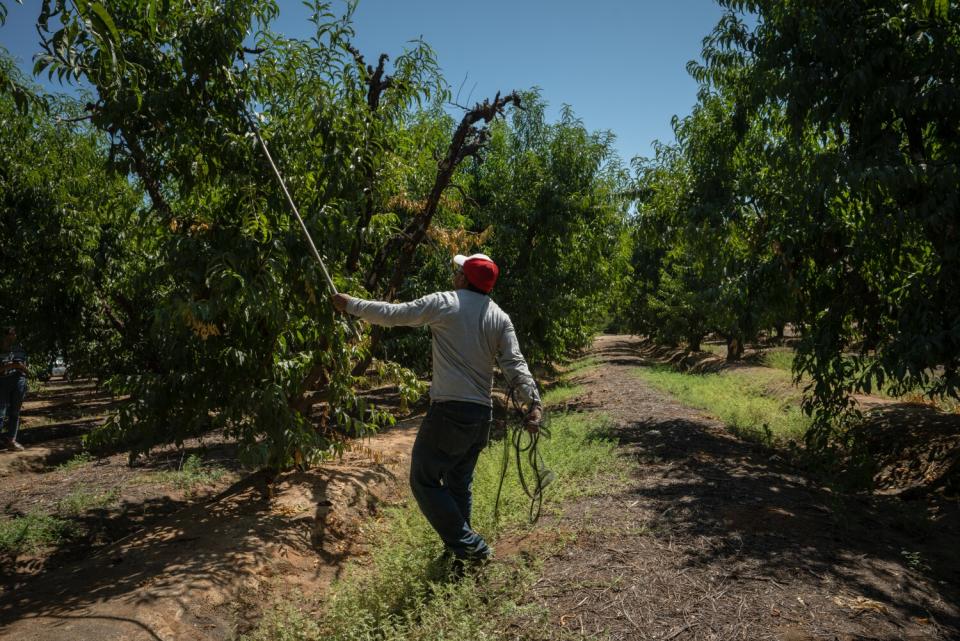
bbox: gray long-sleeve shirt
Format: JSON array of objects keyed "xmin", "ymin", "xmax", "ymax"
[{"xmin": 346, "ymin": 290, "xmax": 541, "ymax": 408}]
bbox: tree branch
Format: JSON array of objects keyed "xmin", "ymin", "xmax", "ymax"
[
  {"xmin": 346, "ymin": 47, "xmax": 395, "ymax": 272},
  {"xmin": 122, "ymin": 133, "xmax": 173, "ymax": 220},
  {"xmin": 353, "ymin": 91, "xmax": 520, "ymax": 375},
  {"xmin": 346, "ymin": 46, "xmax": 393, "ymax": 111},
  {"xmin": 363, "ymin": 91, "xmax": 520, "ymax": 297}
]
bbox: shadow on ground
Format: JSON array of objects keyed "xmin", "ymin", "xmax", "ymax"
[{"xmin": 532, "ymin": 335, "xmax": 960, "ymax": 640}]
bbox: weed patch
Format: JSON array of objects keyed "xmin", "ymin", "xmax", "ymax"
[
  {"xmin": 762, "ymin": 348, "xmax": 795, "ymax": 373},
  {"xmin": 541, "ymin": 382, "xmax": 584, "ymax": 407},
  {"xmin": 135, "ymin": 454, "xmax": 226, "ymax": 496},
  {"xmin": 0, "ymin": 512, "xmax": 77, "ymax": 555},
  {"xmin": 702, "ymin": 343, "xmax": 726, "ymax": 358},
  {"xmin": 560, "ymin": 355, "xmax": 600, "ymax": 377},
  {"xmin": 56, "ymin": 487, "xmax": 121, "ymax": 517},
  {"xmin": 58, "ymin": 451, "xmax": 95, "ymax": 471}
]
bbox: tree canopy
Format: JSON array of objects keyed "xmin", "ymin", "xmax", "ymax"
[
  {"xmin": 0, "ymin": 0, "xmax": 632, "ymax": 469},
  {"xmin": 627, "ymin": 0, "xmax": 960, "ymax": 443}
]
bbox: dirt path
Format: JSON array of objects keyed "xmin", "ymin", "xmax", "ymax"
[{"xmin": 529, "ymin": 335, "xmax": 959, "ymax": 641}]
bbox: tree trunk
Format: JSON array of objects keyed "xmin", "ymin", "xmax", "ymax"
[{"xmin": 726, "ymin": 336, "xmax": 744, "ymax": 361}]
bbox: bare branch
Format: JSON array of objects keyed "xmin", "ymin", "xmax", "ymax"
[
  {"xmin": 361, "ymin": 89, "xmax": 519, "ymax": 308},
  {"xmin": 55, "ymin": 114, "xmax": 93, "ymax": 124}
]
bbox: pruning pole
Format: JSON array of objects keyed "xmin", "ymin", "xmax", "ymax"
[
  {"xmin": 229, "ymin": 73, "xmax": 360, "ymax": 339},
  {"xmin": 246, "ymin": 115, "xmax": 339, "ymax": 297}
]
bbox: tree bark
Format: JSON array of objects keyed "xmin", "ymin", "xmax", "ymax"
[
  {"xmin": 726, "ymin": 336, "xmax": 744, "ymax": 361},
  {"xmin": 346, "ymin": 49, "xmax": 393, "ymax": 273},
  {"xmin": 123, "ymin": 133, "xmax": 173, "ymax": 220}
]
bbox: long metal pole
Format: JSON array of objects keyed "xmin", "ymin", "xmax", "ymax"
[
  {"xmin": 248, "ymin": 124, "xmax": 339, "ymax": 296},
  {"xmin": 228, "ymin": 77, "xmax": 361, "ymax": 343}
]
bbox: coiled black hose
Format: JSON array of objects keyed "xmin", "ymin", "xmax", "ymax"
[{"xmin": 493, "ymin": 385, "xmax": 556, "ymax": 524}]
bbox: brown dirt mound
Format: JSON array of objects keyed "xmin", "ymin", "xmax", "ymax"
[
  {"xmin": 0, "ymin": 420, "xmax": 419, "ymax": 641},
  {"xmin": 633, "ymin": 339, "xmax": 729, "ymax": 374}
]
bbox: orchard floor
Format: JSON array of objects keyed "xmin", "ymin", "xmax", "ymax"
[
  {"xmin": 524, "ymin": 335, "xmax": 960, "ymax": 641},
  {"xmin": 1, "ymin": 335, "xmax": 958, "ymax": 640},
  {"xmin": 0, "ymin": 385, "xmax": 420, "ymax": 641}
]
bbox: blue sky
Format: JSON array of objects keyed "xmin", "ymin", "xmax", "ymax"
[{"xmin": 0, "ymin": 0, "xmax": 730, "ymax": 162}]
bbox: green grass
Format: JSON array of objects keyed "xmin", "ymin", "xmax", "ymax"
[
  {"xmin": 559, "ymin": 355, "xmax": 600, "ymax": 377},
  {"xmin": 135, "ymin": 454, "xmax": 227, "ymax": 496},
  {"xmin": 0, "ymin": 487, "xmax": 120, "ymax": 555},
  {"xmin": 762, "ymin": 348, "xmax": 796, "ymax": 373},
  {"xmin": 539, "ymin": 355, "xmax": 600, "ymax": 407},
  {"xmin": 0, "ymin": 512, "xmax": 77, "ymax": 555},
  {"xmin": 243, "ymin": 411, "xmax": 626, "ymax": 641},
  {"xmin": 541, "ymin": 382, "xmax": 584, "ymax": 406},
  {"xmin": 56, "ymin": 487, "xmax": 121, "ymax": 517},
  {"xmin": 754, "ymin": 347, "xmax": 960, "ymax": 413},
  {"xmin": 58, "ymin": 451, "xmax": 96, "ymax": 471},
  {"xmin": 635, "ymin": 365, "xmax": 810, "ymax": 445},
  {"xmin": 702, "ymin": 343, "xmax": 726, "ymax": 357}
]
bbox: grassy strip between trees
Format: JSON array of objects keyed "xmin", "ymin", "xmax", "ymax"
[
  {"xmin": 244, "ymin": 406, "xmax": 628, "ymax": 640},
  {"xmin": 634, "ymin": 364, "xmax": 810, "ymax": 446},
  {"xmin": 129, "ymin": 454, "xmax": 228, "ymax": 497},
  {"xmin": 762, "ymin": 349, "xmax": 796, "ymax": 373}
]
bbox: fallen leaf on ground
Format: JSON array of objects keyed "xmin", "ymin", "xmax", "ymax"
[{"xmin": 832, "ymin": 595, "xmax": 889, "ymax": 614}]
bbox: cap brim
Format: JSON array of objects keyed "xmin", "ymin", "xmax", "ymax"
[{"xmin": 453, "ymin": 253, "xmax": 492, "ymax": 266}]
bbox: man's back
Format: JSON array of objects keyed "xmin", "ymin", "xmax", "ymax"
[{"xmin": 346, "ymin": 289, "xmax": 539, "ymax": 407}]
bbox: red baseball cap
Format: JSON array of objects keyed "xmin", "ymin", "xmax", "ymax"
[{"xmin": 453, "ymin": 253, "xmax": 499, "ymax": 293}]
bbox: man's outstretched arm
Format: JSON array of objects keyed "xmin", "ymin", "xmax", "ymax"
[{"xmin": 332, "ymin": 292, "xmax": 443, "ymax": 328}]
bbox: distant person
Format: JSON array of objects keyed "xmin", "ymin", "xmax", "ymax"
[
  {"xmin": 0, "ymin": 326, "xmax": 29, "ymax": 451},
  {"xmin": 332, "ymin": 253, "xmax": 542, "ymax": 568}
]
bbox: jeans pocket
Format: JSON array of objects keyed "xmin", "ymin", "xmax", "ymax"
[{"xmin": 435, "ymin": 414, "xmax": 483, "ymax": 458}]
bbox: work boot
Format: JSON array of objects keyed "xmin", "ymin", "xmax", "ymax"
[
  {"xmin": 3, "ymin": 438, "xmax": 24, "ymax": 452},
  {"xmin": 450, "ymin": 551, "xmax": 491, "ymax": 579}
]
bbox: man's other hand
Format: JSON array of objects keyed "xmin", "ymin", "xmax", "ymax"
[
  {"xmin": 525, "ymin": 406, "xmax": 542, "ymax": 434},
  {"xmin": 331, "ymin": 293, "xmax": 352, "ymax": 313}
]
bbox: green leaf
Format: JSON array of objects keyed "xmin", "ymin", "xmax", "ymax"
[{"xmin": 87, "ymin": 2, "xmax": 121, "ymax": 49}]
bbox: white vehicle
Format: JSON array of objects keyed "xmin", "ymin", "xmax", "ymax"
[{"xmin": 51, "ymin": 357, "xmax": 67, "ymax": 377}]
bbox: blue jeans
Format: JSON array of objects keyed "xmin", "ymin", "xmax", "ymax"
[
  {"xmin": 410, "ymin": 401, "xmax": 492, "ymax": 559},
  {"xmin": 0, "ymin": 375, "xmax": 27, "ymax": 441}
]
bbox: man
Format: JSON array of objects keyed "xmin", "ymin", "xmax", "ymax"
[
  {"xmin": 0, "ymin": 326, "xmax": 29, "ymax": 451},
  {"xmin": 332, "ymin": 253, "xmax": 542, "ymax": 565}
]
